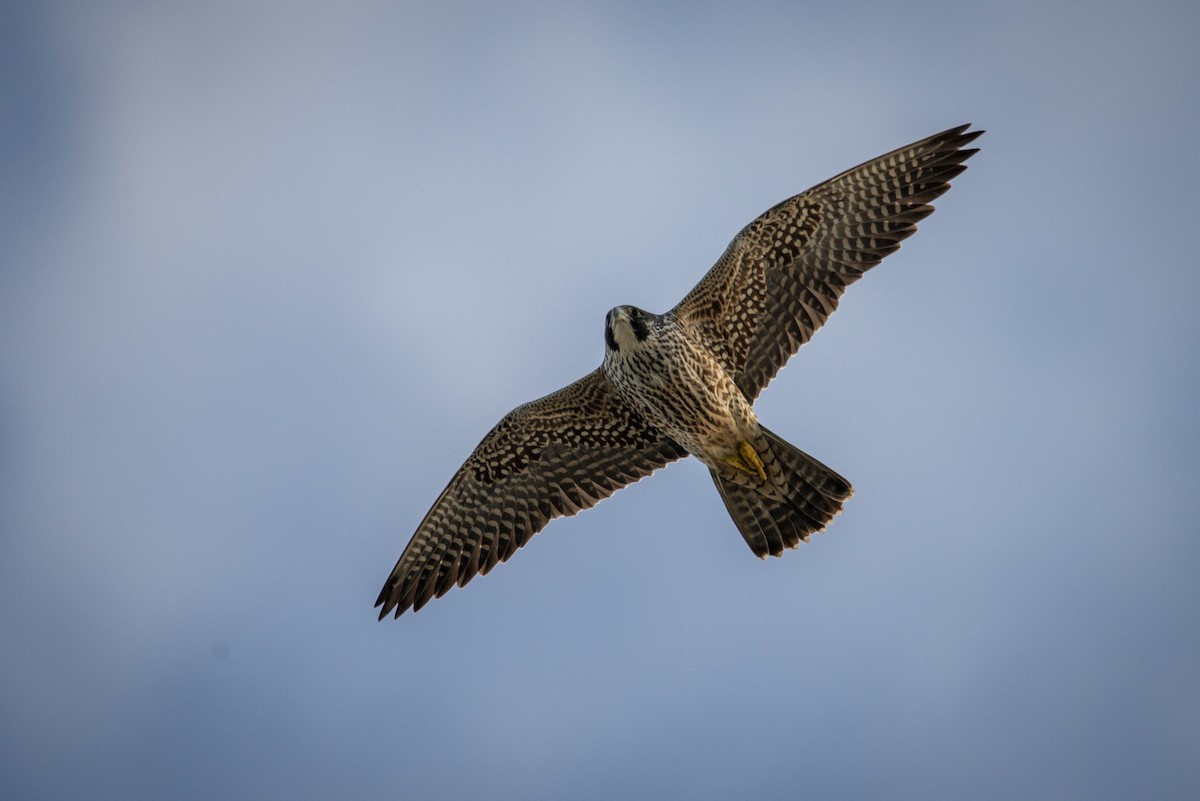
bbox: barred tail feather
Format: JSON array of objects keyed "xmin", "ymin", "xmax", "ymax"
[{"xmin": 711, "ymin": 426, "xmax": 853, "ymax": 558}]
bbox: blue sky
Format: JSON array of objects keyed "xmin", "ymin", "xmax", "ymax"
[{"xmin": 2, "ymin": 1, "xmax": 1198, "ymax": 799}]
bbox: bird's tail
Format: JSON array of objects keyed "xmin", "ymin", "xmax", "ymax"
[{"xmin": 711, "ymin": 426, "xmax": 853, "ymax": 558}]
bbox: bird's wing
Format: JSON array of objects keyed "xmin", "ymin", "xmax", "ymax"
[
  {"xmin": 376, "ymin": 369, "xmax": 686, "ymax": 618},
  {"xmin": 672, "ymin": 124, "xmax": 982, "ymax": 401}
]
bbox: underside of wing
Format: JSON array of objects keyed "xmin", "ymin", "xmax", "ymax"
[
  {"xmin": 376, "ymin": 369, "xmax": 686, "ymax": 618},
  {"xmin": 673, "ymin": 124, "xmax": 982, "ymax": 401}
]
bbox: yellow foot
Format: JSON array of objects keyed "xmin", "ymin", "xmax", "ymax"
[{"xmin": 725, "ymin": 440, "xmax": 767, "ymax": 480}]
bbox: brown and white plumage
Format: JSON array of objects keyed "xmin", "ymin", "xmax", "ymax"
[
  {"xmin": 674, "ymin": 124, "xmax": 982, "ymax": 401},
  {"xmin": 377, "ymin": 370, "xmax": 687, "ymax": 616},
  {"xmin": 376, "ymin": 124, "xmax": 981, "ymax": 618}
]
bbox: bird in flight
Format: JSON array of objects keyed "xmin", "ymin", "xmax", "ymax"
[{"xmin": 377, "ymin": 124, "xmax": 982, "ymax": 618}]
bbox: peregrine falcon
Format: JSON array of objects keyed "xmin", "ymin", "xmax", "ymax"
[{"xmin": 377, "ymin": 124, "xmax": 981, "ymax": 618}]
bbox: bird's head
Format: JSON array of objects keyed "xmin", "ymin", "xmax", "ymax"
[{"xmin": 604, "ymin": 305, "xmax": 656, "ymax": 353}]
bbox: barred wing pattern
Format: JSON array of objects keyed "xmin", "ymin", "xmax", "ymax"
[
  {"xmin": 674, "ymin": 124, "xmax": 982, "ymax": 401},
  {"xmin": 376, "ymin": 369, "xmax": 687, "ymax": 618}
]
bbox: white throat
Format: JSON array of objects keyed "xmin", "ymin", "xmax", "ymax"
[{"xmin": 612, "ymin": 320, "xmax": 641, "ymax": 352}]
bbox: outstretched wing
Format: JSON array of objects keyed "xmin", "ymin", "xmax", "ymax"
[
  {"xmin": 673, "ymin": 124, "xmax": 982, "ymax": 401},
  {"xmin": 376, "ymin": 369, "xmax": 686, "ymax": 618}
]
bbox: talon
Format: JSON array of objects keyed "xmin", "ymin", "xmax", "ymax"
[
  {"xmin": 726, "ymin": 441, "xmax": 767, "ymax": 480},
  {"xmin": 740, "ymin": 441, "xmax": 767, "ymax": 480}
]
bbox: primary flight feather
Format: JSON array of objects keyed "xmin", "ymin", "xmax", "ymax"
[{"xmin": 377, "ymin": 124, "xmax": 982, "ymax": 618}]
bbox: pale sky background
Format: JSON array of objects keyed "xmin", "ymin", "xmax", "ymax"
[{"xmin": 2, "ymin": 1, "xmax": 1198, "ymax": 799}]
